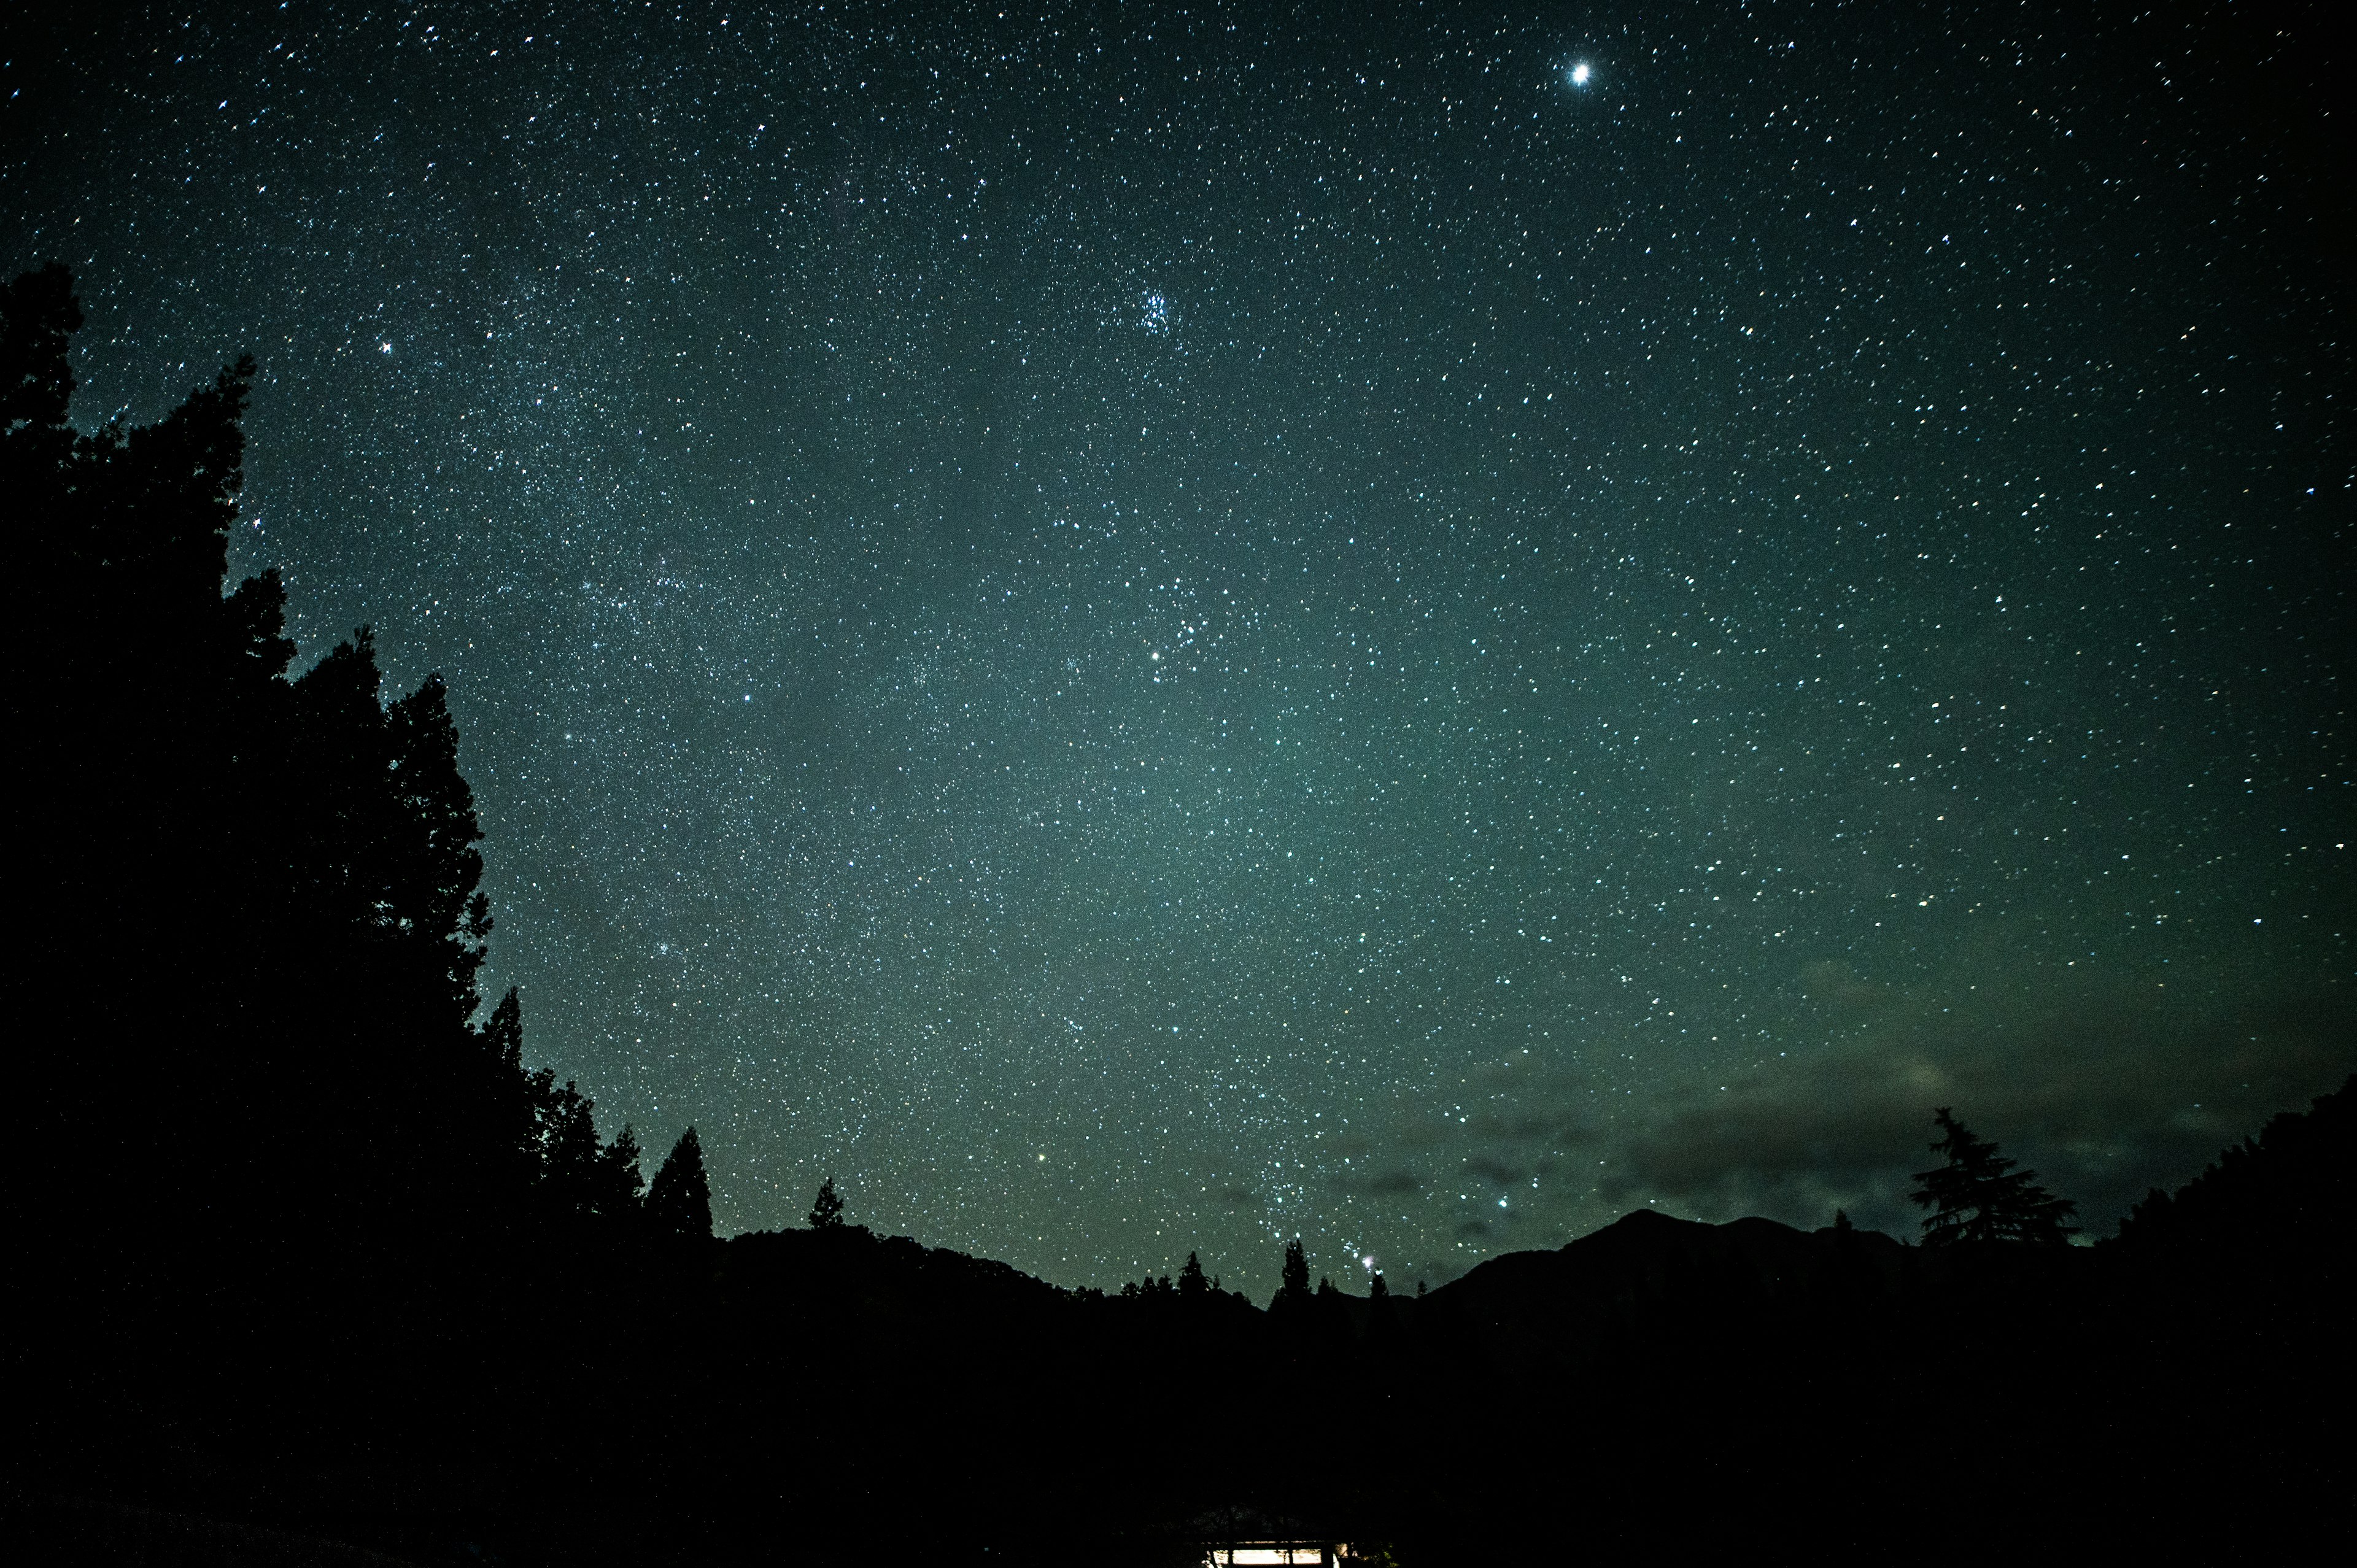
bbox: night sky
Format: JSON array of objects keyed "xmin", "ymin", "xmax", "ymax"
[{"xmin": 9, "ymin": 0, "xmax": 2347, "ymax": 1295}]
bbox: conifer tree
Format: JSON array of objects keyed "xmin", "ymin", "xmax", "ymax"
[
  {"xmin": 10, "ymin": 264, "xmax": 665, "ymax": 1436},
  {"xmin": 479, "ymin": 988, "xmax": 537, "ymax": 1162},
  {"xmin": 1910, "ymin": 1108, "xmax": 2078, "ymax": 1246},
  {"xmin": 1, "ymin": 263, "xmax": 80, "ymax": 446},
  {"xmin": 647, "ymin": 1127, "xmax": 714, "ymax": 1240},
  {"xmin": 384, "ymin": 672, "xmax": 493, "ymax": 1019},
  {"xmin": 1178, "ymin": 1251, "xmax": 1208, "ymax": 1297},
  {"xmin": 602, "ymin": 1124, "xmax": 647, "ymax": 1218},
  {"xmin": 533, "ymin": 1078, "xmax": 608, "ymax": 1219},
  {"xmin": 1274, "ymin": 1238, "xmax": 1311, "ymax": 1307},
  {"xmin": 1368, "ymin": 1269, "xmax": 1395, "ymax": 1343},
  {"xmin": 809, "ymin": 1176, "xmax": 845, "ymax": 1230}
]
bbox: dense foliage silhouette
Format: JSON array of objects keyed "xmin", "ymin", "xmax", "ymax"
[
  {"xmin": 646, "ymin": 1129, "xmax": 714, "ymax": 1242},
  {"xmin": 1911, "ymin": 1107, "xmax": 2081, "ymax": 1245},
  {"xmin": 6, "ymin": 267, "xmax": 2348, "ymax": 1565},
  {"xmin": 807, "ymin": 1174, "xmax": 846, "ymax": 1230},
  {"xmin": 8, "ymin": 263, "xmax": 676, "ymax": 1507}
]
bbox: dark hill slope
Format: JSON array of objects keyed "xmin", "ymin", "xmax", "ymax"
[
  {"xmin": 1423, "ymin": 1208, "xmax": 1922, "ymax": 1373},
  {"xmin": 2115, "ymin": 1073, "xmax": 2354, "ymax": 1264},
  {"xmin": 718, "ymin": 1224, "xmax": 1075, "ymax": 1328}
]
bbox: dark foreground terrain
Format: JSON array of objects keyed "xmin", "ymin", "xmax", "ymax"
[
  {"xmin": 6, "ymin": 261, "xmax": 2351, "ymax": 1562},
  {"xmin": 14, "ymin": 1073, "xmax": 2354, "ymax": 1564}
]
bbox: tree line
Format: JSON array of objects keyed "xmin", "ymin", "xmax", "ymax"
[
  {"xmin": 7, "ymin": 261, "xmax": 2347, "ymax": 1564},
  {"xmin": 7, "ymin": 264, "xmax": 710, "ymax": 1448}
]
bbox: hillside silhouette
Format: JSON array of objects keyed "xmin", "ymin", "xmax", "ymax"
[{"xmin": 6, "ymin": 265, "xmax": 2351, "ymax": 1564}]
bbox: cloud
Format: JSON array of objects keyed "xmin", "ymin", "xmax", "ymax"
[
  {"xmin": 1339, "ymin": 1167, "xmax": 1422, "ymax": 1196},
  {"xmin": 1798, "ymin": 958, "xmax": 1891, "ymax": 1014},
  {"xmin": 1461, "ymin": 1153, "xmax": 1527, "ymax": 1188},
  {"xmin": 1604, "ymin": 974, "xmax": 2352, "ymax": 1233},
  {"xmin": 1349, "ymin": 959, "xmax": 2352, "ymax": 1246}
]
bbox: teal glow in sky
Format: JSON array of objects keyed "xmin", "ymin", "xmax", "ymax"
[{"xmin": 9, "ymin": 0, "xmax": 2346, "ymax": 1296}]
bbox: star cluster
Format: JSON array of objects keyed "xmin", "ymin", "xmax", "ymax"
[{"xmin": 7, "ymin": 0, "xmax": 2345, "ymax": 1292}]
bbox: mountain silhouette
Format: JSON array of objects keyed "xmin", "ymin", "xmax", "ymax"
[
  {"xmin": 7, "ymin": 260, "xmax": 2347, "ymax": 1566},
  {"xmin": 1428, "ymin": 1207, "xmax": 1911, "ymax": 1364}
]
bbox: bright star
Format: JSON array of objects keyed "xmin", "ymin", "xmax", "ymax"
[{"xmin": 1569, "ymin": 63, "xmax": 1591, "ymax": 86}]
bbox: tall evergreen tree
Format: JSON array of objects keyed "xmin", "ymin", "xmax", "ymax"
[
  {"xmin": 647, "ymin": 1127, "xmax": 714, "ymax": 1241},
  {"xmin": 2, "ymin": 264, "xmax": 84, "ymax": 585},
  {"xmin": 384, "ymin": 672, "xmax": 494, "ymax": 1019},
  {"xmin": 1910, "ymin": 1108, "xmax": 2079, "ymax": 1246},
  {"xmin": 1178, "ymin": 1251, "xmax": 1209, "ymax": 1298},
  {"xmin": 479, "ymin": 988, "xmax": 538, "ymax": 1170},
  {"xmin": 809, "ymin": 1176, "xmax": 845, "ymax": 1230},
  {"xmin": 602, "ymin": 1125, "xmax": 648, "ymax": 1216},
  {"xmin": 532, "ymin": 1077, "xmax": 638, "ymax": 1222},
  {"xmin": 1274, "ymin": 1238, "xmax": 1312, "ymax": 1307},
  {"xmin": 10, "ymin": 264, "xmax": 658, "ymax": 1460}
]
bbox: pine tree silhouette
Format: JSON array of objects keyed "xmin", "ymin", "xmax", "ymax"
[
  {"xmin": 603, "ymin": 1125, "xmax": 648, "ymax": 1216},
  {"xmin": 1178, "ymin": 1251, "xmax": 1209, "ymax": 1297},
  {"xmin": 532, "ymin": 1078, "xmax": 641, "ymax": 1224},
  {"xmin": 479, "ymin": 988, "xmax": 539, "ymax": 1176},
  {"xmin": 648, "ymin": 1127, "xmax": 714, "ymax": 1240},
  {"xmin": 1910, "ymin": 1108, "xmax": 2078, "ymax": 1245},
  {"xmin": 1274, "ymin": 1238, "xmax": 1311, "ymax": 1308},
  {"xmin": 11, "ymin": 266, "xmax": 743, "ymax": 1516},
  {"xmin": 809, "ymin": 1176, "xmax": 846, "ymax": 1230}
]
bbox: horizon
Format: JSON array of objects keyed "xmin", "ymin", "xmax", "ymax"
[{"xmin": 7, "ymin": 0, "xmax": 2348, "ymax": 1299}]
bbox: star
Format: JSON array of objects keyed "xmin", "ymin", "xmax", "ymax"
[{"xmin": 25, "ymin": 0, "xmax": 2334, "ymax": 1299}]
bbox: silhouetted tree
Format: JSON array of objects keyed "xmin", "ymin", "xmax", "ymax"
[
  {"xmin": 647, "ymin": 1127, "xmax": 713, "ymax": 1240},
  {"xmin": 810, "ymin": 1176, "xmax": 845, "ymax": 1230},
  {"xmin": 1178, "ymin": 1251, "xmax": 1208, "ymax": 1297},
  {"xmin": 479, "ymin": 987, "xmax": 538, "ymax": 1173},
  {"xmin": 2114, "ymin": 1076, "xmax": 2354, "ymax": 1253},
  {"xmin": 2, "ymin": 265, "xmax": 83, "ymax": 584},
  {"xmin": 7, "ymin": 266, "xmax": 672, "ymax": 1472},
  {"xmin": 1366, "ymin": 1269, "xmax": 1396, "ymax": 1346},
  {"xmin": 1911, "ymin": 1108, "xmax": 2078, "ymax": 1245},
  {"xmin": 603, "ymin": 1125, "xmax": 648, "ymax": 1215},
  {"xmin": 383, "ymin": 671, "xmax": 494, "ymax": 1020},
  {"xmin": 1275, "ymin": 1237, "xmax": 1311, "ymax": 1307},
  {"xmin": 532, "ymin": 1077, "xmax": 641, "ymax": 1224}
]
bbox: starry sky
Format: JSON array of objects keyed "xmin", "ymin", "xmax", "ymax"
[{"xmin": 9, "ymin": 0, "xmax": 2348, "ymax": 1294}]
